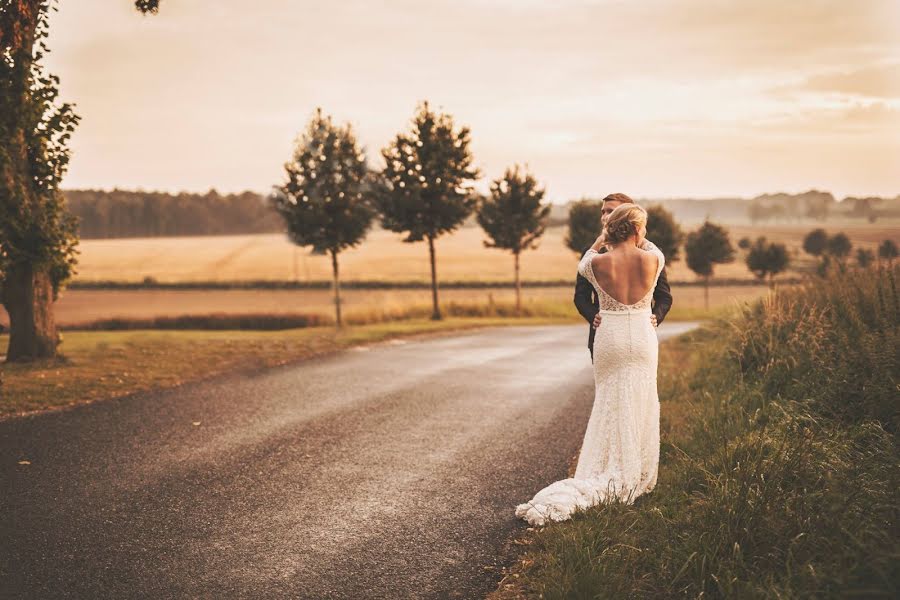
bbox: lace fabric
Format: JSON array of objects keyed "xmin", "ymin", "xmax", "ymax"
[
  {"xmin": 514, "ymin": 239, "xmax": 665, "ymax": 527},
  {"xmin": 577, "ymin": 240, "xmax": 665, "ymax": 312}
]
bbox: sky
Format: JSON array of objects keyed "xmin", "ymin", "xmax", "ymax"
[{"xmin": 44, "ymin": 0, "xmax": 900, "ymax": 203}]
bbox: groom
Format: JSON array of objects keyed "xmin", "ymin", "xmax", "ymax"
[{"xmin": 574, "ymin": 193, "xmax": 673, "ymax": 362}]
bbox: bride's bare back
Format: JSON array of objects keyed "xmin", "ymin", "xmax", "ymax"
[{"xmin": 589, "ymin": 245, "xmax": 660, "ymax": 306}]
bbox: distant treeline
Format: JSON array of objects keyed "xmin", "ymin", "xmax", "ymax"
[
  {"xmin": 64, "ymin": 187, "xmax": 900, "ymax": 239},
  {"xmin": 65, "ymin": 188, "xmax": 283, "ymax": 238},
  {"xmin": 548, "ymin": 190, "xmax": 900, "ymax": 226}
]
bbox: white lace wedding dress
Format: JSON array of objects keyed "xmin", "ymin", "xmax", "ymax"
[{"xmin": 515, "ymin": 240, "xmax": 665, "ymax": 527}]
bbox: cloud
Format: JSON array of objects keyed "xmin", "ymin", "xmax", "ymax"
[{"xmin": 785, "ymin": 63, "xmax": 900, "ymax": 99}]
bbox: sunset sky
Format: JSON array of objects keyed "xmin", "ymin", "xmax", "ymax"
[{"xmin": 45, "ymin": 0, "xmax": 900, "ymax": 202}]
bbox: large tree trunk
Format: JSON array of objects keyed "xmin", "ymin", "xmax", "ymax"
[
  {"xmin": 514, "ymin": 251, "xmax": 521, "ymax": 315},
  {"xmin": 427, "ymin": 235, "xmax": 441, "ymax": 320},
  {"xmin": 2, "ymin": 263, "xmax": 59, "ymax": 361},
  {"xmin": 2, "ymin": 2, "xmax": 57, "ymax": 362},
  {"xmin": 330, "ymin": 249, "xmax": 342, "ymax": 328}
]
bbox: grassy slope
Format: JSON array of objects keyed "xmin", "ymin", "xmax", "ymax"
[
  {"xmin": 492, "ymin": 266, "xmax": 899, "ymax": 599},
  {"xmin": 0, "ymin": 316, "xmax": 571, "ymax": 418}
]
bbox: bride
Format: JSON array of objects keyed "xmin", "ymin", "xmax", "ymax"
[{"xmin": 515, "ymin": 203, "xmax": 665, "ymax": 527}]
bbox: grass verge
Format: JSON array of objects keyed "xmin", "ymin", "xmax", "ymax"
[
  {"xmin": 0, "ymin": 315, "xmax": 571, "ymax": 419},
  {"xmin": 492, "ymin": 266, "xmax": 899, "ymax": 599},
  {"xmin": 50, "ymin": 298, "xmax": 719, "ymax": 332}
]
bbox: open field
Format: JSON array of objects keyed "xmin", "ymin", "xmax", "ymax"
[
  {"xmin": 71, "ymin": 223, "xmax": 900, "ymax": 285},
  {"xmin": 4, "ymin": 284, "xmax": 772, "ymax": 329}
]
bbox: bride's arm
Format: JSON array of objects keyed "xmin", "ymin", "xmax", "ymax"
[
  {"xmin": 577, "ymin": 233, "xmax": 606, "ymax": 279},
  {"xmin": 577, "ymin": 248, "xmax": 596, "ymax": 280}
]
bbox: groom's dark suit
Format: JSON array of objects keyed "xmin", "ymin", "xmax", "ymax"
[{"xmin": 574, "ymin": 243, "xmax": 673, "ymax": 361}]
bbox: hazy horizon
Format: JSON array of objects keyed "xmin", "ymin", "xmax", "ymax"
[{"xmin": 45, "ymin": 0, "xmax": 900, "ymax": 203}]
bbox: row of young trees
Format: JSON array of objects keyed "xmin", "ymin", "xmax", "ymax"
[
  {"xmin": 802, "ymin": 228, "xmax": 898, "ymax": 271},
  {"xmin": 270, "ymin": 105, "xmax": 550, "ymax": 326}
]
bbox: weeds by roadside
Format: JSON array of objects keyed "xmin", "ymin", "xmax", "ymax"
[{"xmin": 493, "ymin": 266, "xmax": 899, "ymax": 599}]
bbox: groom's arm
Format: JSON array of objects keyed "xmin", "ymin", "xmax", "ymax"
[
  {"xmin": 574, "ymin": 247, "xmax": 598, "ymax": 324},
  {"xmin": 652, "ymin": 266, "xmax": 673, "ymax": 325}
]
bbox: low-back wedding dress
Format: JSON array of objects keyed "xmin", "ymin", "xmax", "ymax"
[{"xmin": 515, "ymin": 240, "xmax": 666, "ymax": 527}]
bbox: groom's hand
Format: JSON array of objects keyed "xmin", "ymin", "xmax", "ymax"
[
  {"xmin": 650, "ymin": 314, "xmax": 658, "ymax": 328},
  {"xmin": 592, "ymin": 313, "xmax": 602, "ymax": 328}
]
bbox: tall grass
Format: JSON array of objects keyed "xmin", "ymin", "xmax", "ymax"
[{"xmin": 502, "ymin": 266, "xmax": 899, "ymax": 599}]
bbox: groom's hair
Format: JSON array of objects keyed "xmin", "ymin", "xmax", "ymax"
[{"xmin": 603, "ymin": 192, "xmax": 634, "ymax": 204}]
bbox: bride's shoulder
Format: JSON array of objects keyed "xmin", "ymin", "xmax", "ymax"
[
  {"xmin": 640, "ymin": 238, "xmax": 664, "ymax": 257},
  {"xmin": 639, "ymin": 239, "xmax": 665, "ymax": 266},
  {"xmin": 579, "ymin": 247, "xmax": 609, "ymax": 277}
]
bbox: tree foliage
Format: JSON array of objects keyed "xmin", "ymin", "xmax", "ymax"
[
  {"xmin": 802, "ymin": 228, "xmax": 828, "ymax": 256},
  {"xmin": 685, "ymin": 220, "xmax": 735, "ymax": 309},
  {"xmin": 477, "ymin": 164, "xmax": 549, "ymax": 312},
  {"xmin": 565, "ymin": 199, "xmax": 603, "ymax": 254},
  {"xmin": 745, "ymin": 236, "xmax": 790, "ymax": 284},
  {"xmin": 376, "ymin": 102, "xmax": 479, "ymax": 243},
  {"xmin": 271, "ymin": 109, "xmax": 374, "ymax": 255},
  {"xmin": 270, "ymin": 108, "xmax": 375, "ymax": 326},
  {"xmin": 0, "ymin": 0, "xmax": 80, "ymax": 299},
  {"xmin": 134, "ymin": 0, "xmax": 161, "ymax": 13},
  {"xmin": 877, "ymin": 239, "xmax": 897, "ymax": 264},
  {"xmin": 856, "ymin": 248, "xmax": 874, "ymax": 269},
  {"xmin": 825, "ymin": 232, "xmax": 852, "ymax": 261},
  {"xmin": 376, "ymin": 101, "xmax": 479, "ymax": 319},
  {"xmin": 0, "ymin": 0, "xmax": 160, "ymax": 360},
  {"xmin": 477, "ymin": 165, "xmax": 549, "ymax": 254},
  {"xmin": 685, "ymin": 220, "xmax": 735, "ymax": 278},
  {"xmin": 645, "ymin": 204, "xmax": 683, "ymax": 262}
]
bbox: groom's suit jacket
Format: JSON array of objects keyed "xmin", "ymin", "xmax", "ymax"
[{"xmin": 573, "ymin": 243, "xmax": 673, "ymax": 360}]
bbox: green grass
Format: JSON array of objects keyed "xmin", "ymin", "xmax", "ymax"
[
  {"xmin": 50, "ymin": 297, "xmax": 716, "ymax": 332},
  {"xmin": 0, "ymin": 315, "xmax": 571, "ymax": 418},
  {"xmin": 492, "ymin": 265, "xmax": 899, "ymax": 599}
]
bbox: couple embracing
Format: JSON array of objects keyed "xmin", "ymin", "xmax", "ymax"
[{"xmin": 516, "ymin": 193, "xmax": 673, "ymax": 527}]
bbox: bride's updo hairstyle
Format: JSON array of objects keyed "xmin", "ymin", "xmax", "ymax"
[{"xmin": 605, "ymin": 203, "xmax": 648, "ymax": 244}]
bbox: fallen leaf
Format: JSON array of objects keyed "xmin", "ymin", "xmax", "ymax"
[
  {"xmin": 18, "ymin": 460, "xmax": 31, "ymax": 465},
  {"xmin": 192, "ymin": 421, "xmax": 201, "ymax": 426}
]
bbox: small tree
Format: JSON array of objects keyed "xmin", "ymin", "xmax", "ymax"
[
  {"xmin": 802, "ymin": 228, "xmax": 828, "ymax": 257},
  {"xmin": 738, "ymin": 237, "xmax": 752, "ymax": 250},
  {"xmin": 685, "ymin": 220, "xmax": 735, "ymax": 309},
  {"xmin": 878, "ymin": 239, "xmax": 898, "ymax": 266},
  {"xmin": 856, "ymin": 248, "xmax": 875, "ymax": 269},
  {"xmin": 376, "ymin": 102, "xmax": 480, "ymax": 320},
  {"xmin": 565, "ymin": 199, "xmax": 603, "ymax": 254},
  {"xmin": 745, "ymin": 237, "xmax": 790, "ymax": 288},
  {"xmin": 826, "ymin": 232, "xmax": 852, "ymax": 263},
  {"xmin": 645, "ymin": 205, "xmax": 683, "ymax": 262},
  {"xmin": 476, "ymin": 165, "xmax": 550, "ymax": 314},
  {"xmin": 271, "ymin": 109, "xmax": 375, "ymax": 327}
]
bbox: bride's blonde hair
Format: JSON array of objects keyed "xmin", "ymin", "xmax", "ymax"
[{"xmin": 605, "ymin": 203, "xmax": 647, "ymax": 244}]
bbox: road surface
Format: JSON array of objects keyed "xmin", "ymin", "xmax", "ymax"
[{"xmin": 1, "ymin": 322, "xmax": 698, "ymax": 599}]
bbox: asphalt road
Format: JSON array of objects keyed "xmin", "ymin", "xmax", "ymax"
[{"xmin": 1, "ymin": 321, "xmax": 698, "ymax": 599}]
